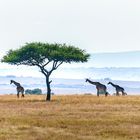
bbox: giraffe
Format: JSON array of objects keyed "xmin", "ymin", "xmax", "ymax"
[
  {"xmin": 10, "ymin": 80, "xmax": 24, "ymax": 98},
  {"xmin": 108, "ymin": 82, "xmax": 127, "ymax": 96},
  {"xmin": 85, "ymin": 78, "xmax": 109, "ymax": 96}
]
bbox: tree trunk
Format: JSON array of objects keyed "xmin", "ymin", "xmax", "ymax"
[{"xmin": 45, "ymin": 76, "xmax": 51, "ymax": 101}]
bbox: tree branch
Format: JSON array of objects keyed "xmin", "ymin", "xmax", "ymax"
[
  {"xmin": 53, "ymin": 61, "xmax": 57, "ymax": 69},
  {"xmin": 48, "ymin": 61, "xmax": 63, "ymax": 76},
  {"xmin": 43, "ymin": 60, "xmax": 51, "ymax": 67},
  {"xmin": 55, "ymin": 61, "xmax": 63, "ymax": 69},
  {"xmin": 35, "ymin": 63, "xmax": 49, "ymax": 76}
]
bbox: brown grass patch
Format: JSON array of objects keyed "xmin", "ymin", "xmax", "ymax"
[{"xmin": 0, "ymin": 94, "xmax": 139, "ymax": 140}]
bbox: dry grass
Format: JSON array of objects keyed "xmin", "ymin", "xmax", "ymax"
[{"xmin": 0, "ymin": 94, "xmax": 139, "ymax": 140}]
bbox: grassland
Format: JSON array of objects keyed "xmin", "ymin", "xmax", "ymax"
[{"xmin": 0, "ymin": 95, "xmax": 139, "ymax": 140}]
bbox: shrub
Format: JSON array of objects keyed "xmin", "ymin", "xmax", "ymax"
[{"xmin": 25, "ymin": 88, "xmax": 42, "ymax": 95}]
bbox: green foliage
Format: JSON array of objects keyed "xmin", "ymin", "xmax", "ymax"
[
  {"xmin": 25, "ymin": 88, "xmax": 42, "ymax": 95},
  {"xmin": 1, "ymin": 42, "xmax": 90, "ymax": 65},
  {"xmin": 1, "ymin": 42, "xmax": 90, "ymax": 101}
]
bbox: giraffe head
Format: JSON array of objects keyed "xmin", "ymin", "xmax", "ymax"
[
  {"xmin": 10, "ymin": 80, "xmax": 13, "ymax": 84},
  {"xmin": 108, "ymin": 82, "xmax": 111, "ymax": 85},
  {"xmin": 85, "ymin": 78, "xmax": 88, "ymax": 82}
]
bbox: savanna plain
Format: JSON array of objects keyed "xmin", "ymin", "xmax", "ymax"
[{"xmin": 0, "ymin": 95, "xmax": 139, "ymax": 140}]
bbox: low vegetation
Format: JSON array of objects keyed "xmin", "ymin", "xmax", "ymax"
[
  {"xmin": 25, "ymin": 88, "xmax": 42, "ymax": 95},
  {"xmin": 0, "ymin": 95, "xmax": 139, "ymax": 140}
]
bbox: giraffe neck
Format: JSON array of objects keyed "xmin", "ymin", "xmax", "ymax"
[
  {"xmin": 11, "ymin": 80, "xmax": 20, "ymax": 87},
  {"xmin": 86, "ymin": 79, "xmax": 99, "ymax": 86},
  {"xmin": 110, "ymin": 82, "xmax": 116, "ymax": 87}
]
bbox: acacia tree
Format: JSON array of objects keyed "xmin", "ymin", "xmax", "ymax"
[{"xmin": 1, "ymin": 42, "xmax": 90, "ymax": 101}]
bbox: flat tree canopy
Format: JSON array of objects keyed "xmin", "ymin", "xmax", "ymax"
[{"xmin": 1, "ymin": 42, "xmax": 90, "ymax": 101}]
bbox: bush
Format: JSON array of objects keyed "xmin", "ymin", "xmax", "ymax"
[{"xmin": 25, "ymin": 88, "xmax": 42, "ymax": 95}]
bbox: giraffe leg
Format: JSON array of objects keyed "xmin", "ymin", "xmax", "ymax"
[
  {"xmin": 122, "ymin": 91, "xmax": 126, "ymax": 96},
  {"xmin": 116, "ymin": 90, "xmax": 119, "ymax": 96},
  {"xmin": 21, "ymin": 92, "xmax": 24, "ymax": 98},
  {"xmin": 17, "ymin": 92, "xmax": 19, "ymax": 98},
  {"xmin": 105, "ymin": 91, "xmax": 108, "ymax": 97},
  {"xmin": 97, "ymin": 90, "xmax": 99, "ymax": 97}
]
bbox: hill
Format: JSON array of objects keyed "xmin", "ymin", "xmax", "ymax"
[
  {"xmin": 1, "ymin": 51, "xmax": 140, "ymax": 78},
  {"xmin": 1, "ymin": 76, "xmax": 140, "ymax": 95},
  {"xmin": 89, "ymin": 51, "xmax": 140, "ymax": 67}
]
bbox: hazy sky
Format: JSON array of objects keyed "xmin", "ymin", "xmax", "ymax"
[{"xmin": 0, "ymin": 0, "xmax": 140, "ymax": 57}]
